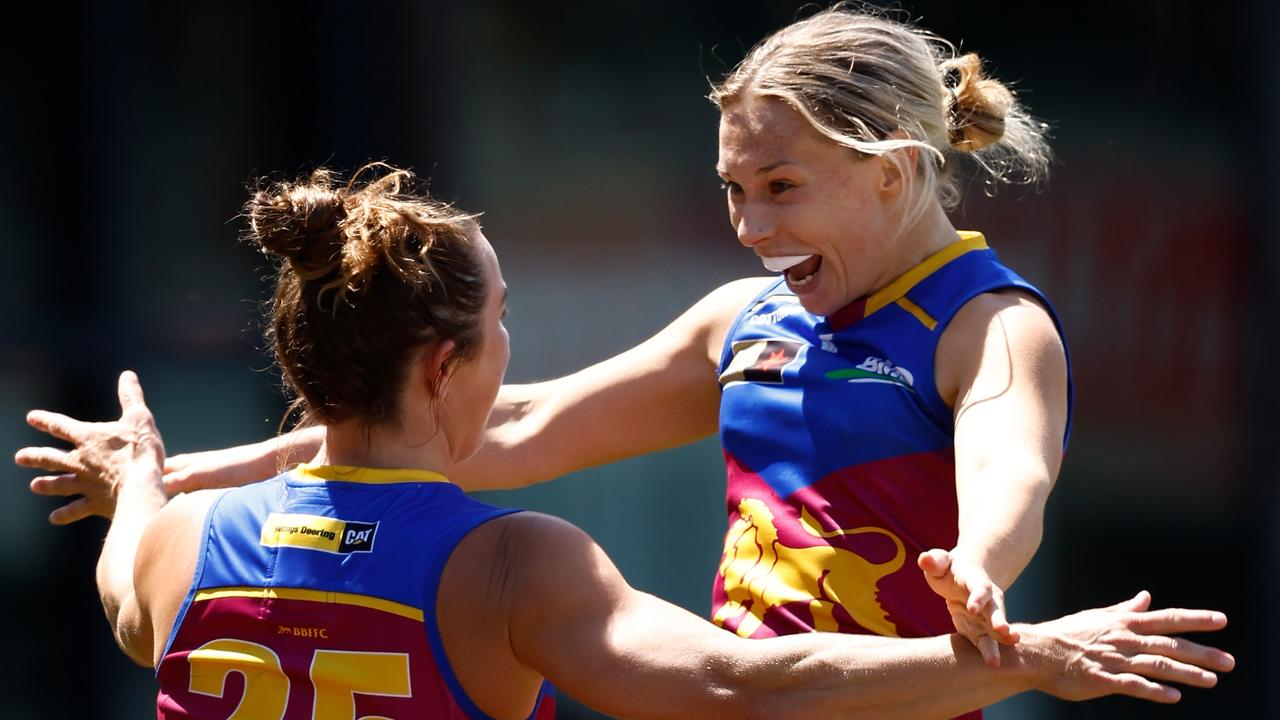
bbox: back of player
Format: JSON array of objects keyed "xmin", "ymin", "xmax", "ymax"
[{"xmin": 155, "ymin": 463, "xmax": 556, "ymax": 719}]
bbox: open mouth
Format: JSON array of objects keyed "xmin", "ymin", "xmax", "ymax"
[{"xmin": 784, "ymin": 255, "xmax": 822, "ymax": 288}]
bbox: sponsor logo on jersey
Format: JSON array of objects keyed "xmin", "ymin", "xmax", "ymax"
[
  {"xmin": 825, "ymin": 356, "xmax": 915, "ymax": 390},
  {"xmin": 746, "ymin": 299, "xmax": 804, "ymax": 326},
  {"xmin": 261, "ymin": 513, "xmax": 380, "ymax": 554},
  {"xmin": 719, "ymin": 339, "xmax": 805, "ymax": 386}
]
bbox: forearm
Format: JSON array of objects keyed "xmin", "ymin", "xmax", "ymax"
[
  {"xmin": 454, "ymin": 359, "xmax": 718, "ymax": 492},
  {"xmin": 96, "ymin": 467, "xmax": 167, "ymax": 665},
  {"xmin": 731, "ymin": 632, "xmax": 1035, "ymax": 719},
  {"xmin": 954, "ymin": 461, "xmax": 1052, "ymax": 588},
  {"xmin": 570, "ymin": 592, "xmax": 1033, "ymax": 720}
]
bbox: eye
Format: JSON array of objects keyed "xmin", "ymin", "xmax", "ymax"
[
  {"xmin": 720, "ymin": 180, "xmax": 743, "ymax": 194},
  {"xmin": 501, "ymin": 306, "xmax": 509, "ymax": 320},
  {"xmin": 768, "ymin": 180, "xmax": 794, "ymax": 195}
]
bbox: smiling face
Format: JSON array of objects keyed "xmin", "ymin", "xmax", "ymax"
[{"xmin": 717, "ymin": 95, "xmax": 904, "ymax": 316}]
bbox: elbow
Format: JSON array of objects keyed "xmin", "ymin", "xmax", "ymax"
[{"xmin": 702, "ymin": 657, "xmax": 810, "ymax": 720}]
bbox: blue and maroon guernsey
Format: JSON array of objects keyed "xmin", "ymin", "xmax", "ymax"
[
  {"xmin": 156, "ymin": 463, "xmax": 556, "ymax": 720},
  {"xmin": 712, "ymin": 233, "xmax": 1072, "ymax": 720}
]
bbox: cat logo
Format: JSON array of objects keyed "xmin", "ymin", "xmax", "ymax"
[
  {"xmin": 262, "ymin": 513, "xmax": 380, "ymax": 555},
  {"xmin": 338, "ymin": 522, "xmax": 379, "ymax": 553}
]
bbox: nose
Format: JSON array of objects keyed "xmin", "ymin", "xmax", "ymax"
[{"xmin": 734, "ymin": 202, "xmax": 776, "ymax": 248}]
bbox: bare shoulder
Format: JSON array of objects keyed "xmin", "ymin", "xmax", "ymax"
[
  {"xmin": 686, "ymin": 276, "xmax": 775, "ymax": 359},
  {"xmin": 143, "ymin": 489, "xmax": 225, "ymax": 544},
  {"xmin": 135, "ymin": 490, "xmax": 228, "ymax": 647},
  {"xmin": 695, "ymin": 276, "xmax": 775, "ymax": 322},
  {"xmin": 936, "ymin": 289, "xmax": 1066, "ymax": 404}
]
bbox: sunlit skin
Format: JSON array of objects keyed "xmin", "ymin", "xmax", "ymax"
[{"xmin": 717, "ymin": 94, "xmax": 961, "ymax": 316}]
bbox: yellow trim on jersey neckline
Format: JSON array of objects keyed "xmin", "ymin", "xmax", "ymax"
[
  {"xmin": 293, "ymin": 462, "xmax": 449, "ymax": 486},
  {"xmin": 864, "ymin": 231, "xmax": 989, "ymax": 317},
  {"xmin": 894, "ymin": 297, "xmax": 939, "ymax": 331},
  {"xmin": 193, "ymin": 586, "xmax": 424, "ymax": 622}
]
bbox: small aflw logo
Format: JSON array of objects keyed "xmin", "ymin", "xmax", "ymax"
[{"xmin": 825, "ymin": 356, "xmax": 915, "ymax": 390}]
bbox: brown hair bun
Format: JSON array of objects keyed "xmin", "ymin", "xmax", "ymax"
[{"xmin": 248, "ymin": 169, "xmax": 347, "ymax": 280}]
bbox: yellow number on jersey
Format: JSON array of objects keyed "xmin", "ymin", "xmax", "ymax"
[{"xmin": 187, "ymin": 639, "xmax": 412, "ymax": 719}]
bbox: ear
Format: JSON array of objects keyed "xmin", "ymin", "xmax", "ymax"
[
  {"xmin": 422, "ymin": 339, "xmax": 458, "ymax": 397},
  {"xmin": 876, "ymin": 130, "xmax": 918, "ymax": 199}
]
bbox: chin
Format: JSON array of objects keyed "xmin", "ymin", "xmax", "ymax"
[{"xmin": 796, "ymin": 295, "xmax": 839, "ymax": 317}]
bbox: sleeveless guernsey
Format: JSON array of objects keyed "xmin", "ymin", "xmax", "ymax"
[
  {"xmin": 155, "ymin": 463, "xmax": 556, "ymax": 720},
  {"xmin": 712, "ymin": 232, "xmax": 1072, "ymax": 719}
]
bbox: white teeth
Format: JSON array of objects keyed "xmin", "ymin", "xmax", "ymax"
[{"xmin": 761, "ymin": 254, "xmax": 813, "ymax": 273}]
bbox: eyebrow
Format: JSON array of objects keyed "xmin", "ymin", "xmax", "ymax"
[{"xmin": 716, "ymin": 159, "xmax": 796, "ymax": 178}]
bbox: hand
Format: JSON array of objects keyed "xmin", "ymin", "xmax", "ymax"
[
  {"xmin": 15, "ymin": 371, "xmax": 164, "ymax": 524},
  {"xmin": 919, "ymin": 548, "xmax": 1018, "ymax": 667},
  {"xmin": 1026, "ymin": 590, "xmax": 1234, "ymax": 704}
]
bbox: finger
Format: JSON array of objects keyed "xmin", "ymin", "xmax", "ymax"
[
  {"xmin": 950, "ymin": 607, "xmax": 990, "ymax": 640},
  {"xmin": 49, "ymin": 497, "xmax": 97, "ymax": 525},
  {"xmin": 1108, "ymin": 672, "xmax": 1181, "ymax": 703},
  {"xmin": 983, "ymin": 594, "xmax": 1013, "ymax": 638},
  {"xmin": 1119, "ymin": 635, "xmax": 1236, "ymax": 673},
  {"xmin": 25, "ymin": 410, "xmax": 90, "ymax": 444},
  {"xmin": 1121, "ymin": 654, "xmax": 1218, "ymax": 689},
  {"xmin": 117, "ymin": 370, "xmax": 146, "ymax": 412},
  {"xmin": 1108, "ymin": 590, "xmax": 1152, "ymax": 613},
  {"xmin": 14, "ymin": 447, "xmax": 82, "ymax": 474},
  {"xmin": 1128, "ymin": 609, "xmax": 1228, "ymax": 636},
  {"xmin": 967, "ymin": 582, "xmax": 994, "ymax": 616},
  {"xmin": 29, "ymin": 473, "xmax": 82, "ymax": 497},
  {"xmin": 917, "ymin": 548, "xmax": 952, "ymax": 578},
  {"xmin": 979, "ymin": 634, "xmax": 1002, "ymax": 668}
]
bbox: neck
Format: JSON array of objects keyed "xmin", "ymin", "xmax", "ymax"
[
  {"xmin": 875, "ymin": 201, "xmax": 960, "ymax": 291},
  {"xmin": 310, "ymin": 418, "xmax": 452, "ymax": 477}
]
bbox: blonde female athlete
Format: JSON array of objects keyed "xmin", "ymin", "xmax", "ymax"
[
  {"xmin": 18, "ymin": 166, "xmax": 1234, "ymax": 718},
  {"xmin": 35, "ymin": 7, "xmax": 1109, "ymax": 717}
]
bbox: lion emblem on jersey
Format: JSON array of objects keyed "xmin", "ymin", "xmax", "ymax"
[{"xmin": 712, "ymin": 497, "xmax": 905, "ymax": 638}]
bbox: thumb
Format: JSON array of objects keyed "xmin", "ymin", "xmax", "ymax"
[
  {"xmin": 917, "ymin": 548, "xmax": 952, "ymax": 578},
  {"xmin": 117, "ymin": 370, "xmax": 147, "ymax": 412},
  {"xmin": 1108, "ymin": 590, "xmax": 1152, "ymax": 613}
]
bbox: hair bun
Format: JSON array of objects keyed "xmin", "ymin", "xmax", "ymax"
[
  {"xmin": 249, "ymin": 170, "xmax": 347, "ymax": 277},
  {"xmin": 942, "ymin": 53, "xmax": 1014, "ymax": 152}
]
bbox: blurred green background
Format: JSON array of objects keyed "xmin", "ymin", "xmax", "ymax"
[{"xmin": 2, "ymin": 1, "xmax": 1272, "ymax": 717}]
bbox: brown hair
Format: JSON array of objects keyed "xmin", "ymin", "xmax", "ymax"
[
  {"xmin": 246, "ymin": 163, "xmax": 486, "ymax": 428},
  {"xmin": 711, "ymin": 4, "xmax": 1050, "ymax": 217}
]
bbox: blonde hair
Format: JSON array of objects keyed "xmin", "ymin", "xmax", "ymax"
[{"xmin": 710, "ymin": 4, "xmax": 1050, "ymax": 219}]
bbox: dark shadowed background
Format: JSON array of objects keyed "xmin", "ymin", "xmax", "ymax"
[{"xmin": 2, "ymin": 1, "xmax": 1273, "ymax": 717}]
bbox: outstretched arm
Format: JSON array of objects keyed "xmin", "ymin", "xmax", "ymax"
[
  {"xmin": 925, "ymin": 289, "xmax": 1069, "ymax": 665},
  {"xmin": 16, "ymin": 371, "xmax": 167, "ymax": 666},
  {"xmin": 500, "ymin": 513, "xmax": 1231, "ymax": 720},
  {"xmin": 159, "ymin": 278, "xmax": 766, "ymax": 496},
  {"xmin": 452, "ymin": 278, "xmax": 766, "ymax": 490}
]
